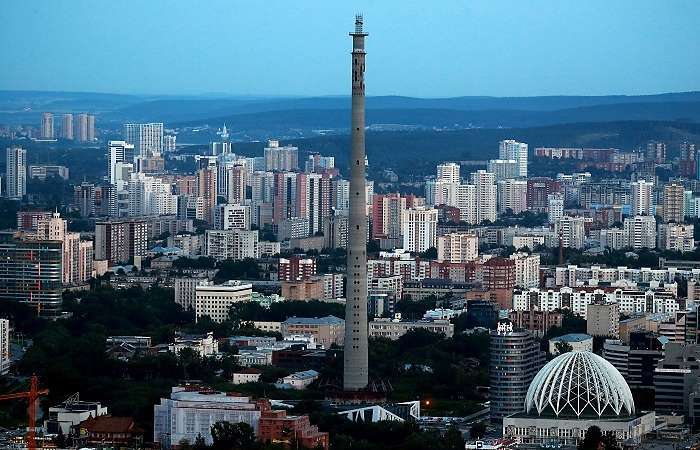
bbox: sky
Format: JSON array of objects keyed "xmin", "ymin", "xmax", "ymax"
[{"xmin": 2, "ymin": 0, "xmax": 700, "ymax": 98}]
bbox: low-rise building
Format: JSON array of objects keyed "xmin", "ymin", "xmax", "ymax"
[
  {"xmin": 281, "ymin": 316, "xmax": 344, "ymax": 349},
  {"xmin": 232, "ymin": 368, "xmax": 262, "ymax": 385},
  {"xmin": 153, "ymin": 387, "xmax": 268, "ymax": 448},
  {"xmin": 45, "ymin": 395, "xmax": 108, "ymax": 435},
  {"xmin": 79, "ymin": 415, "xmax": 143, "ymax": 449},
  {"xmin": 168, "ymin": 332, "xmax": 218, "ymax": 357},
  {"xmin": 548, "ymin": 333, "xmax": 593, "ymax": 355},
  {"xmin": 258, "ymin": 410, "xmax": 329, "ymax": 450},
  {"xmin": 507, "ymin": 310, "xmax": 563, "ymax": 338},
  {"xmin": 278, "ymin": 369, "xmax": 320, "ymax": 390},
  {"xmin": 195, "ymin": 280, "xmax": 252, "ymax": 323},
  {"xmin": 368, "ymin": 318, "xmax": 454, "ymax": 340}
]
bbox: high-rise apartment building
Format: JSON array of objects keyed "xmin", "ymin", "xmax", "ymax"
[
  {"xmin": 631, "ymin": 180, "xmax": 654, "ymax": 216},
  {"xmin": 371, "ymin": 193, "xmax": 407, "ymax": 241},
  {"xmin": 0, "ymin": 231, "xmax": 63, "ymax": 317},
  {"xmin": 278, "ymin": 256, "xmax": 317, "ymax": 282},
  {"xmin": 124, "ymin": 123, "xmax": 163, "ymax": 159},
  {"xmin": 204, "ymin": 229, "xmax": 259, "ymax": 261},
  {"xmin": 295, "ymin": 172, "xmax": 326, "ymax": 236},
  {"xmin": 0, "ymin": 319, "xmax": 9, "ymax": 374},
  {"xmin": 646, "ymin": 140, "xmax": 666, "ymax": 164},
  {"xmin": 527, "ymin": 178, "xmax": 561, "ymax": 212},
  {"xmin": 457, "ymin": 183, "xmax": 476, "ymax": 224},
  {"xmin": 499, "ymin": 139, "xmax": 528, "ymax": 177},
  {"xmin": 108, "ymin": 140, "xmax": 135, "ymax": 184},
  {"xmin": 76, "ymin": 113, "xmax": 88, "ymax": 142},
  {"xmin": 127, "ymin": 173, "xmax": 177, "ymax": 217},
  {"xmin": 658, "ymin": 223, "xmax": 695, "ymax": 252},
  {"xmin": 73, "ymin": 182, "xmax": 96, "ymax": 217},
  {"xmin": 124, "ymin": 123, "xmax": 164, "ymax": 172},
  {"xmin": 487, "ymin": 159, "xmax": 519, "ymax": 182},
  {"xmin": 623, "ymin": 215, "xmax": 657, "ymax": 249},
  {"xmin": 547, "ymin": 193, "xmax": 564, "ymax": 224},
  {"xmin": 554, "ymin": 216, "xmax": 586, "ymax": 249},
  {"xmin": 37, "ymin": 212, "xmax": 93, "ymax": 285},
  {"xmin": 264, "ymin": 140, "xmax": 298, "ymax": 172},
  {"xmin": 471, "ymin": 170, "xmax": 497, "ymax": 223},
  {"xmin": 509, "ymin": 252, "xmax": 540, "ymax": 288},
  {"xmin": 497, "ymin": 179, "xmax": 528, "ymax": 214},
  {"xmin": 273, "ymin": 172, "xmax": 298, "ymax": 224},
  {"xmin": 5, "ymin": 147, "xmax": 27, "ymax": 199},
  {"xmin": 41, "ymin": 112, "xmax": 54, "ymax": 139},
  {"xmin": 402, "ymin": 207, "xmax": 438, "ymax": 253},
  {"xmin": 436, "ymin": 162, "xmax": 460, "ymax": 184},
  {"xmin": 662, "ymin": 182, "xmax": 685, "ymax": 223},
  {"xmin": 213, "ymin": 204, "xmax": 251, "ymax": 231},
  {"xmin": 196, "ymin": 165, "xmax": 217, "ymax": 224},
  {"xmin": 87, "ymin": 114, "xmax": 95, "ymax": 141},
  {"xmin": 94, "ymin": 219, "xmax": 149, "ymax": 264},
  {"xmin": 490, "ymin": 328, "xmax": 545, "ymax": 420},
  {"xmin": 225, "ymin": 163, "xmax": 247, "ymax": 205},
  {"xmin": 61, "ymin": 113, "xmax": 73, "ymax": 140},
  {"xmin": 437, "ymin": 232, "xmax": 478, "ymax": 263}
]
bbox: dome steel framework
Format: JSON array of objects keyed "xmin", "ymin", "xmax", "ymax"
[{"xmin": 525, "ymin": 351, "xmax": 635, "ymax": 418}]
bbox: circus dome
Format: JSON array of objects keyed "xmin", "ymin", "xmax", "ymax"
[{"xmin": 524, "ymin": 351, "xmax": 635, "ymax": 418}]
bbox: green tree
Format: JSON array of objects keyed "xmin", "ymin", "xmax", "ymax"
[
  {"xmin": 211, "ymin": 421, "xmax": 257, "ymax": 450},
  {"xmin": 444, "ymin": 424, "xmax": 465, "ymax": 449},
  {"xmin": 555, "ymin": 341, "xmax": 574, "ymax": 354},
  {"xmin": 469, "ymin": 422, "xmax": 487, "ymax": 440},
  {"xmin": 578, "ymin": 426, "xmax": 603, "ymax": 450}
]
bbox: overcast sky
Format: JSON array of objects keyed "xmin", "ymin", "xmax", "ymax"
[{"xmin": 2, "ymin": 0, "xmax": 699, "ymax": 97}]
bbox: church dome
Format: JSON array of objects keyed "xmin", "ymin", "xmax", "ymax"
[{"xmin": 525, "ymin": 351, "xmax": 634, "ymax": 418}]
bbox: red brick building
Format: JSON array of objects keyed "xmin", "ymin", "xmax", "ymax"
[
  {"xmin": 258, "ymin": 410, "xmax": 329, "ymax": 450},
  {"xmin": 508, "ymin": 309, "xmax": 563, "ymax": 337},
  {"xmin": 78, "ymin": 416, "xmax": 143, "ymax": 448},
  {"xmin": 526, "ymin": 178, "xmax": 561, "ymax": 212},
  {"xmin": 278, "ymin": 255, "xmax": 317, "ymax": 282},
  {"xmin": 482, "ymin": 257, "xmax": 516, "ymax": 290}
]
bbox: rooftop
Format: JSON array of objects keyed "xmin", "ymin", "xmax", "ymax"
[
  {"xmin": 550, "ymin": 333, "xmax": 593, "ymax": 343},
  {"xmin": 283, "ymin": 316, "xmax": 344, "ymax": 325}
]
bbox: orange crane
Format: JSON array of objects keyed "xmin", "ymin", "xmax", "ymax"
[{"xmin": 0, "ymin": 375, "xmax": 49, "ymax": 450}]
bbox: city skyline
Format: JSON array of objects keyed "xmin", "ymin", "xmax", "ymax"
[{"xmin": 2, "ymin": 0, "xmax": 700, "ymax": 97}]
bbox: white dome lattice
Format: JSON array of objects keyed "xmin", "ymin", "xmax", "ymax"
[{"xmin": 525, "ymin": 351, "xmax": 635, "ymax": 418}]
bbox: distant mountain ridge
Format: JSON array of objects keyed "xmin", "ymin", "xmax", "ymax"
[{"xmin": 1, "ymin": 90, "xmax": 700, "ymax": 129}]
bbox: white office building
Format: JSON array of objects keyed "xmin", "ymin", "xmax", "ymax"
[
  {"xmin": 153, "ymin": 387, "xmax": 264, "ymax": 449},
  {"xmin": 195, "ymin": 281, "xmax": 253, "ymax": 323}
]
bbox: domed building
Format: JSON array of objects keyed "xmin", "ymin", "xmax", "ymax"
[{"xmin": 503, "ymin": 351, "xmax": 655, "ymax": 446}]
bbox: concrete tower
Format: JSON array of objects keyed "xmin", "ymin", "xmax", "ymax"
[{"xmin": 344, "ymin": 15, "xmax": 369, "ymax": 391}]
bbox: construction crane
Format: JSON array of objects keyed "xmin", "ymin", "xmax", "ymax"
[{"xmin": 0, "ymin": 375, "xmax": 49, "ymax": 450}]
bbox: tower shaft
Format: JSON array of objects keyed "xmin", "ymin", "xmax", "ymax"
[{"xmin": 344, "ymin": 15, "xmax": 369, "ymax": 391}]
